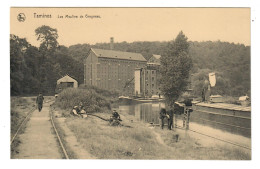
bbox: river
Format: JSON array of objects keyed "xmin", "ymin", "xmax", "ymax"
[{"xmin": 118, "ymin": 100, "xmax": 251, "ymax": 149}]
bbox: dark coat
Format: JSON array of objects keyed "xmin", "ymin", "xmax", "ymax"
[
  {"xmin": 184, "ymin": 98, "xmax": 192, "ymax": 107},
  {"xmin": 166, "ymin": 110, "xmax": 174, "ymax": 119},
  {"xmin": 159, "ymin": 108, "xmax": 167, "ymax": 119},
  {"xmin": 112, "ymin": 111, "xmax": 120, "ymax": 119},
  {"xmin": 36, "ymin": 95, "xmax": 44, "ymax": 104}
]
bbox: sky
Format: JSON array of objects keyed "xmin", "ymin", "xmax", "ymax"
[{"xmin": 10, "ymin": 8, "xmax": 250, "ymax": 47}]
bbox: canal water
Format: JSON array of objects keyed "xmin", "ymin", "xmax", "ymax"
[{"xmin": 118, "ymin": 100, "xmax": 251, "ymax": 149}]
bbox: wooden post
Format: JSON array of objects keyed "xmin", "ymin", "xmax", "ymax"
[
  {"xmin": 183, "ymin": 106, "xmax": 186, "ymax": 128},
  {"xmin": 173, "ymin": 113, "xmax": 177, "ymax": 130},
  {"xmin": 183, "ymin": 106, "xmax": 191, "ymax": 130}
]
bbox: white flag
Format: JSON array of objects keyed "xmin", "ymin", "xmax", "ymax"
[{"xmin": 209, "ymin": 72, "xmax": 216, "ymax": 87}]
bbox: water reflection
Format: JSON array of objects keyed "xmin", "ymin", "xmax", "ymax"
[{"xmin": 119, "ymin": 102, "xmax": 165, "ymax": 124}]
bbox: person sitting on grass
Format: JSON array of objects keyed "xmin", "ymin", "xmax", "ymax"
[
  {"xmin": 71, "ymin": 106, "xmax": 82, "ymax": 117},
  {"xmin": 71, "ymin": 102, "xmax": 87, "ymax": 118},
  {"xmin": 78, "ymin": 102, "xmax": 86, "ymax": 114},
  {"xmin": 109, "ymin": 110, "xmax": 122, "ymax": 126}
]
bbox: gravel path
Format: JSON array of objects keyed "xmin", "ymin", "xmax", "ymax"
[{"xmin": 13, "ymin": 103, "xmax": 62, "ymax": 159}]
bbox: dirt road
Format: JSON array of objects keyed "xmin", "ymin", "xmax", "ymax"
[{"xmin": 13, "ymin": 102, "xmax": 63, "ymax": 159}]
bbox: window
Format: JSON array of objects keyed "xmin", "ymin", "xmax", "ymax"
[
  {"xmin": 152, "ymin": 70, "xmax": 154, "ymax": 74},
  {"xmin": 152, "ymin": 84, "xmax": 154, "ymax": 88},
  {"xmin": 152, "ymin": 77, "xmax": 154, "ymax": 81}
]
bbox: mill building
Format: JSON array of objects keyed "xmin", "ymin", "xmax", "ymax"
[
  {"xmin": 84, "ymin": 38, "xmax": 161, "ymax": 97},
  {"xmin": 84, "ymin": 38, "xmax": 147, "ymax": 95}
]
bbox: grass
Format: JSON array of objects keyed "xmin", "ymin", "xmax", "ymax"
[
  {"xmin": 62, "ymin": 110, "xmax": 251, "ymax": 160},
  {"xmin": 11, "ymin": 97, "xmax": 36, "ymax": 138},
  {"xmin": 65, "ymin": 116, "xmax": 173, "ymax": 159},
  {"xmin": 10, "ymin": 97, "xmax": 36, "ymax": 157}
]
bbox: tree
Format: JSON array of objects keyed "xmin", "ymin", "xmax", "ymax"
[
  {"xmin": 10, "ymin": 34, "xmax": 30, "ymax": 95},
  {"xmin": 191, "ymin": 69, "xmax": 231, "ymax": 97},
  {"xmin": 159, "ymin": 31, "xmax": 192, "ymax": 106},
  {"xmin": 34, "ymin": 25, "xmax": 60, "ymax": 94},
  {"xmin": 35, "ymin": 25, "xmax": 59, "ymax": 55}
]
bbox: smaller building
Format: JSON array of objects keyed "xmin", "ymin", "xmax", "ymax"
[
  {"xmin": 56, "ymin": 75, "xmax": 78, "ymax": 93},
  {"xmin": 135, "ymin": 54, "xmax": 161, "ymax": 97}
]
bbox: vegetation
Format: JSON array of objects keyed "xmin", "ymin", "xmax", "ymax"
[
  {"xmin": 35, "ymin": 25, "xmax": 59, "ymax": 54},
  {"xmin": 11, "ymin": 97, "xmax": 36, "ymax": 136},
  {"xmin": 54, "ymin": 87, "xmax": 118, "ymax": 113},
  {"xmin": 190, "ymin": 41, "xmax": 250, "ymax": 97},
  {"xmin": 159, "ymin": 31, "xmax": 192, "ymax": 106},
  {"xmin": 10, "ymin": 26, "xmax": 83, "ymax": 96}
]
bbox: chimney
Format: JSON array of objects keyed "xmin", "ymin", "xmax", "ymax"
[{"xmin": 110, "ymin": 37, "xmax": 114, "ymax": 50}]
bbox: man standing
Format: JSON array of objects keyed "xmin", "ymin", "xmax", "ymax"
[
  {"xmin": 166, "ymin": 110, "xmax": 174, "ymax": 130},
  {"xmin": 159, "ymin": 108, "xmax": 166, "ymax": 129},
  {"xmin": 36, "ymin": 93, "xmax": 44, "ymax": 112}
]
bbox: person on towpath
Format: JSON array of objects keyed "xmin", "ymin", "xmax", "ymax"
[{"xmin": 36, "ymin": 93, "xmax": 44, "ymax": 112}]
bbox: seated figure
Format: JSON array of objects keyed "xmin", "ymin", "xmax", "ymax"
[
  {"xmin": 71, "ymin": 102, "xmax": 87, "ymax": 117},
  {"xmin": 109, "ymin": 110, "xmax": 122, "ymax": 126}
]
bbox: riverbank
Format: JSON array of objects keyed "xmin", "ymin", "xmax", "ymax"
[{"xmin": 53, "ymin": 107, "xmax": 250, "ymax": 160}]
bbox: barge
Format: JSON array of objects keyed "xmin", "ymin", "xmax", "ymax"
[{"xmin": 192, "ymin": 102, "xmax": 251, "ymax": 137}]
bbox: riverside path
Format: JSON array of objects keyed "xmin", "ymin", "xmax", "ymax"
[{"xmin": 12, "ymin": 102, "xmax": 63, "ymax": 159}]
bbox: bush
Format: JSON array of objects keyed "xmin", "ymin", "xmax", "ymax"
[
  {"xmin": 79, "ymin": 85, "xmax": 119, "ymax": 100},
  {"xmin": 54, "ymin": 87, "xmax": 116, "ymax": 113}
]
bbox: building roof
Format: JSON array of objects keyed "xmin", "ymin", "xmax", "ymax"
[
  {"xmin": 153, "ymin": 54, "xmax": 161, "ymax": 60},
  {"xmin": 147, "ymin": 54, "xmax": 161, "ymax": 65},
  {"xmin": 91, "ymin": 48, "xmax": 147, "ymax": 62},
  {"xmin": 57, "ymin": 74, "xmax": 77, "ymax": 84}
]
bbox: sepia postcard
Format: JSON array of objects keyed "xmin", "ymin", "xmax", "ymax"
[{"xmin": 9, "ymin": 7, "xmax": 252, "ymax": 162}]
